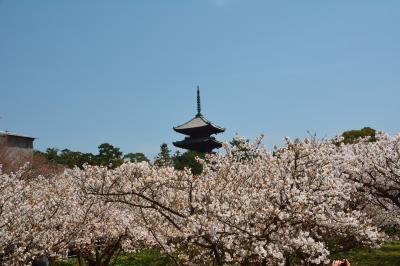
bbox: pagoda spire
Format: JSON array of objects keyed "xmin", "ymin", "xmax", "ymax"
[
  {"xmin": 173, "ymin": 86, "xmax": 225, "ymax": 153},
  {"xmin": 196, "ymin": 86, "xmax": 201, "ymax": 116}
]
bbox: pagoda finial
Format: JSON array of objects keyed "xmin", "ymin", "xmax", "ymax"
[{"xmin": 196, "ymin": 85, "xmax": 201, "ymax": 116}]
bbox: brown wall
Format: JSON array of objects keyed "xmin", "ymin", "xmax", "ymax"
[
  {"xmin": 0, "ymin": 135, "xmax": 34, "ymax": 171},
  {"xmin": 0, "ymin": 135, "xmax": 34, "ymax": 149}
]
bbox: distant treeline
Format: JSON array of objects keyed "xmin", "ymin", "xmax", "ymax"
[
  {"xmin": 35, "ymin": 127, "xmax": 377, "ymax": 174},
  {"xmin": 35, "ymin": 142, "xmax": 205, "ymax": 174}
]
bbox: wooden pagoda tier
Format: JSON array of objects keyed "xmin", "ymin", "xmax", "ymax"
[
  {"xmin": 173, "ymin": 114, "xmax": 225, "ymax": 136},
  {"xmin": 173, "ymin": 87, "xmax": 225, "ymax": 153},
  {"xmin": 173, "ymin": 136, "xmax": 223, "ymax": 153}
]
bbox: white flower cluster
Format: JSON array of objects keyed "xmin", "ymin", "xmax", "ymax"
[
  {"xmin": 342, "ymin": 133, "xmax": 400, "ymax": 227},
  {"xmin": 1, "ymin": 133, "xmax": 399, "ymax": 265}
]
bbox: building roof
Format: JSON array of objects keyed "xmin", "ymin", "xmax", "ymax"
[
  {"xmin": 173, "ymin": 136, "xmax": 223, "ymax": 153},
  {"xmin": 0, "ymin": 131, "xmax": 35, "ymax": 140},
  {"xmin": 173, "ymin": 114, "xmax": 225, "ymax": 136}
]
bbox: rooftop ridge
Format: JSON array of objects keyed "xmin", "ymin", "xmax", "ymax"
[{"xmin": 0, "ymin": 131, "xmax": 36, "ymax": 139}]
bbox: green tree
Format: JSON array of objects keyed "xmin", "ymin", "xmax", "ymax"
[
  {"xmin": 37, "ymin": 143, "xmax": 128, "ymax": 169},
  {"xmin": 58, "ymin": 149, "xmax": 96, "ymax": 168},
  {"xmin": 154, "ymin": 143, "xmax": 172, "ymax": 167},
  {"xmin": 35, "ymin": 148, "xmax": 97, "ymax": 169},
  {"xmin": 229, "ymin": 137, "xmax": 259, "ymax": 161},
  {"xmin": 172, "ymin": 150, "xmax": 205, "ymax": 175},
  {"xmin": 43, "ymin": 148, "xmax": 60, "ymax": 162},
  {"xmin": 123, "ymin": 152, "xmax": 150, "ymax": 163},
  {"xmin": 341, "ymin": 127, "xmax": 377, "ymax": 144},
  {"xmin": 96, "ymin": 143, "xmax": 124, "ymax": 168}
]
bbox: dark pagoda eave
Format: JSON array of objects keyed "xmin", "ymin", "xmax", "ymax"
[
  {"xmin": 173, "ymin": 137, "xmax": 223, "ymax": 152},
  {"xmin": 173, "ymin": 125, "xmax": 225, "ymax": 136}
]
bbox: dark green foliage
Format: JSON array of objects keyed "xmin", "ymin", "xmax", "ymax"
[
  {"xmin": 326, "ymin": 235, "xmax": 363, "ymax": 254},
  {"xmin": 58, "ymin": 149, "xmax": 97, "ymax": 168},
  {"xmin": 124, "ymin": 152, "xmax": 150, "ymax": 163},
  {"xmin": 49, "ymin": 259, "xmax": 77, "ymax": 266},
  {"xmin": 154, "ymin": 143, "xmax": 172, "ymax": 167},
  {"xmin": 96, "ymin": 143, "xmax": 124, "ymax": 168},
  {"xmin": 49, "ymin": 242, "xmax": 400, "ymax": 266},
  {"xmin": 229, "ymin": 137, "xmax": 258, "ymax": 161},
  {"xmin": 384, "ymin": 226, "xmax": 400, "ymax": 238},
  {"xmin": 330, "ymin": 240, "xmax": 400, "ymax": 266},
  {"xmin": 172, "ymin": 150, "xmax": 205, "ymax": 175},
  {"xmin": 342, "ymin": 127, "xmax": 377, "ymax": 144},
  {"xmin": 36, "ymin": 143, "xmax": 144, "ymax": 169},
  {"xmin": 43, "ymin": 148, "xmax": 59, "ymax": 162},
  {"xmin": 49, "ymin": 250, "xmax": 173, "ymax": 266},
  {"xmin": 35, "ymin": 148, "xmax": 96, "ymax": 168},
  {"xmin": 113, "ymin": 250, "xmax": 173, "ymax": 266},
  {"xmin": 229, "ymin": 138, "xmax": 249, "ymax": 147}
]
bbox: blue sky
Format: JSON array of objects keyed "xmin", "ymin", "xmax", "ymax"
[{"xmin": 1, "ymin": 0, "xmax": 399, "ymax": 159}]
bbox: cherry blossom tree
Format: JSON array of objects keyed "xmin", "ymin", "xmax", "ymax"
[
  {"xmin": 342, "ymin": 133, "xmax": 400, "ymax": 227},
  {"xmin": 63, "ymin": 166, "xmax": 157, "ymax": 266},
  {"xmin": 76, "ymin": 162, "xmax": 192, "ymax": 264},
  {"xmin": 0, "ymin": 166, "xmax": 71, "ymax": 265},
  {"xmin": 2, "ymin": 132, "xmax": 397, "ymax": 265},
  {"xmin": 81, "ymin": 137, "xmax": 382, "ymax": 265},
  {"xmin": 0, "ymin": 165, "xmax": 155, "ymax": 266},
  {"xmin": 178, "ymin": 136, "xmax": 381, "ymax": 265}
]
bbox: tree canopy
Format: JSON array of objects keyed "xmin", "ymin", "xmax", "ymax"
[
  {"xmin": 172, "ymin": 150, "xmax": 205, "ymax": 175},
  {"xmin": 154, "ymin": 143, "xmax": 172, "ymax": 167},
  {"xmin": 342, "ymin": 127, "xmax": 377, "ymax": 144},
  {"xmin": 123, "ymin": 152, "xmax": 150, "ymax": 163},
  {"xmin": 36, "ymin": 143, "xmax": 139, "ymax": 169}
]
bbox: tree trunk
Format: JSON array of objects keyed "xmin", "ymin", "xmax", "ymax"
[
  {"xmin": 284, "ymin": 252, "xmax": 291, "ymax": 266},
  {"xmin": 32, "ymin": 256, "xmax": 49, "ymax": 266},
  {"xmin": 211, "ymin": 245, "xmax": 224, "ymax": 266}
]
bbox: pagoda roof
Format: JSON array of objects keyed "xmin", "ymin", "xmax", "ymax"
[
  {"xmin": 173, "ymin": 136, "xmax": 223, "ymax": 153},
  {"xmin": 173, "ymin": 114, "xmax": 225, "ymax": 136}
]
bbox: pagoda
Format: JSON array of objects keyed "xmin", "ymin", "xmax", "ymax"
[{"xmin": 173, "ymin": 87, "xmax": 225, "ymax": 153}]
